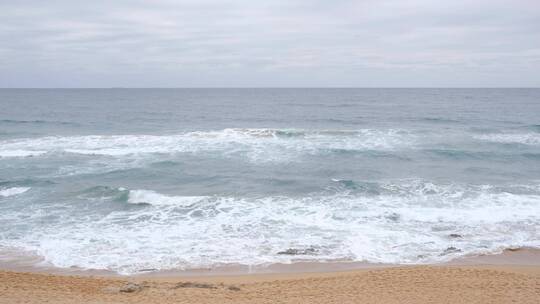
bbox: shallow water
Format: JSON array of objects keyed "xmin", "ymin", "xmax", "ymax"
[{"xmin": 0, "ymin": 88, "xmax": 539, "ymax": 274}]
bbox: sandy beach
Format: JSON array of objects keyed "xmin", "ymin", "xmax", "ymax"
[
  {"xmin": 2, "ymin": 0, "xmax": 540, "ymax": 301},
  {"xmin": 1, "ymin": 250, "xmax": 539, "ymax": 304}
]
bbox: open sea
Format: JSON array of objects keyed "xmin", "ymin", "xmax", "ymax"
[{"xmin": 0, "ymin": 88, "xmax": 539, "ymax": 274}]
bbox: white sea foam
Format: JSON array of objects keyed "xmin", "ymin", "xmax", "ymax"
[
  {"xmin": 127, "ymin": 189, "xmax": 207, "ymax": 206},
  {"xmin": 0, "ymin": 187, "xmax": 30, "ymax": 197},
  {"xmin": 0, "ymin": 128, "xmax": 414, "ymax": 162},
  {"xmin": 475, "ymin": 133, "xmax": 540, "ymax": 145},
  {"xmin": 0, "ymin": 150, "xmax": 47, "ymax": 158},
  {"xmin": 1, "ymin": 181, "xmax": 539, "ymax": 274}
]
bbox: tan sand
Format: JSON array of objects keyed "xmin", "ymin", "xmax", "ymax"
[
  {"xmin": 0, "ymin": 266, "xmax": 539, "ymax": 303},
  {"xmin": 1, "ymin": 249, "xmax": 539, "ymax": 303}
]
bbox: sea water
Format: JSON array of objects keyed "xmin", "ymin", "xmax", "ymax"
[{"xmin": 0, "ymin": 88, "xmax": 539, "ymax": 274}]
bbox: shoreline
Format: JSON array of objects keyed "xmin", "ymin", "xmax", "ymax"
[
  {"xmin": 1, "ymin": 248, "xmax": 539, "ymax": 303},
  {"xmin": 1, "ymin": 247, "xmax": 538, "ymax": 278}
]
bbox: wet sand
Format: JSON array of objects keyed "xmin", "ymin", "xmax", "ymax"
[{"xmin": 1, "ymin": 249, "xmax": 539, "ymax": 303}]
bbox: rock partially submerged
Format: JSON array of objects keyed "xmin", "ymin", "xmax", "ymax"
[
  {"xmin": 138, "ymin": 268, "xmax": 158, "ymax": 272},
  {"xmin": 440, "ymin": 246, "xmax": 462, "ymax": 256},
  {"xmin": 277, "ymin": 247, "xmax": 318, "ymax": 255},
  {"xmin": 385, "ymin": 212, "xmax": 401, "ymax": 222},
  {"xmin": 448, "ymin": 233, "xmax": 463, "ymax": 238}
]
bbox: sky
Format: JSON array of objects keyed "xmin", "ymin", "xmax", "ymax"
[{"xmin": 0, "ymin": 0, "xmax": 539, "ymax": 88}]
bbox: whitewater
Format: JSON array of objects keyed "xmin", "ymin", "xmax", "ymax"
[{"xmin": 0, "ymin": 88, "xmax": 539, "ymax": 274}]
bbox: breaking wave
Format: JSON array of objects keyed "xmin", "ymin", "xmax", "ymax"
[
  {"xmin": 1, "ymin": 180, "xmax": 538, "ymax": 274},
  {"xmin": 475, "ymin": 133, "xmax": 540, "ymax": 146},
  {"xmin": 127, "ymin": 189, "xmax": 207, "ymax": 207},
  {"xmin": 0, "ymin": 128, "xmax": 414, "ymax": 161},
  {"xmin": 0, "ymin": 150, "xmax": 47, "ymax": 158},
  {"xmin": 0, "ymin": 187, "xmax": 31, "ymax": 197}
]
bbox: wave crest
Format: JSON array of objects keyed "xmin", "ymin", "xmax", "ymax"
[
  {"xmin": 475, "ymin": 133, "xmax": 540, "ymax": 146},
  {"xmin": 0, "ymin": 187, "xmax": 30, "ymax": 197},
  {"xmin": 0, "ymin": 150, "xmax": 47, "ymax": 158},
  {"xmin": 127, "ymin": 189, "xmax": 207, "ymax": 207},
  {"xmin": 0, "ymin": 128, "xmax": 413, "ymax": 161}
]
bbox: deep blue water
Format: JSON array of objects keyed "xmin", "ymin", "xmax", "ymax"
[{"xmin": 0, "ymin": 88, "xmax": 539, "ymax": 274}]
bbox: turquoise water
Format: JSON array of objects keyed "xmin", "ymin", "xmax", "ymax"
[{"xmin": 0, "ymin": 88, "xmax": 539, "ymax": 274}]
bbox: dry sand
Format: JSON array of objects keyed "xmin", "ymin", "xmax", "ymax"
[{"xmin": 1, "ymin": 250, "xmax": 539, "ymax": 303}]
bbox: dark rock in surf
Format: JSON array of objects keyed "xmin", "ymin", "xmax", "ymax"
[
  {"xmin": 385, "ymin": 212, "xmax": 400, "ymax": 222},
  {"xmin": 448, "ymin": 234, "xmax": 463, "ymax": 238},
  {"xmin": 138, "ymin": 268, "xmax": 158, "ymax": 272},
  {"xmin": 440, "ymin": 246, "xmax": 462, "ymax": 256},
  {"xmin": 277, "ymin": 247, "xmax": 318, "ymax": 255}
]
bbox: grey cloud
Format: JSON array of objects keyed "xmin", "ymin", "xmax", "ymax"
[{"xmin": 0, "ymin": 0, "xmax": 539, "ymax": 87}]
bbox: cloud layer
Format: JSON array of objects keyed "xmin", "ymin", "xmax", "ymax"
[{"xmin": 1, "ymin": 0, "xmax": 539, "ymax": 87}]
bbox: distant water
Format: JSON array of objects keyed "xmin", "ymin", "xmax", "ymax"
[{"xmin": 0, "ymin": 88, "xmax": 539, "ymax": 274}]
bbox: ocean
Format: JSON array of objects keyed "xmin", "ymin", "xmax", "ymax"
[{"xmin": 0, "ymin": 88, "xmax": 539, "ymax": 274}]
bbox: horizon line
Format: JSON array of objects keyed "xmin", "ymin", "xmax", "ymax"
[{"xmin": 1, "ymin": 87, "xmax": 539, "ymax": 89}]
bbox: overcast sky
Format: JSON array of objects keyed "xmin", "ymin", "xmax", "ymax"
[{"xmin": 1, "ymin": 0, "xmax": 539, "ymax": 87}]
